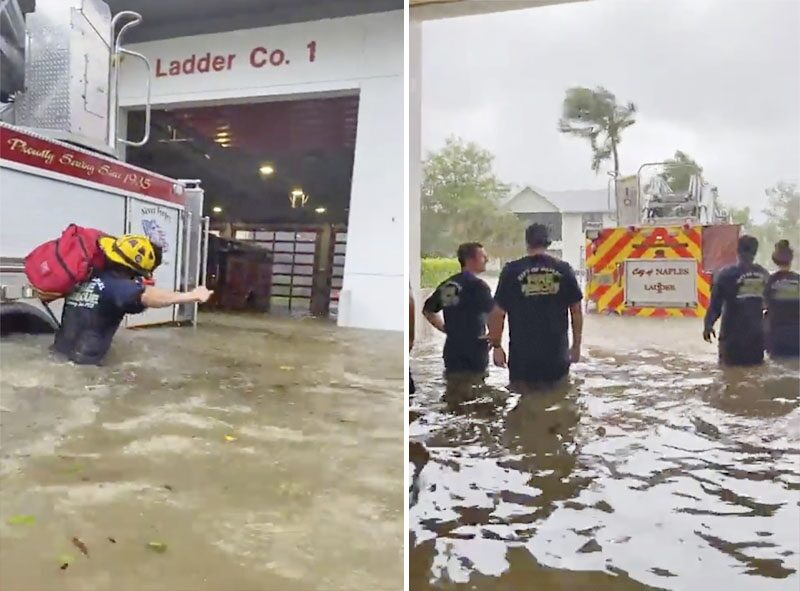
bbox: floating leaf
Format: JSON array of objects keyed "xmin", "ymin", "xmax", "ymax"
[
  {"xmin": 64, "ymin": 463, "xmax": 84, "ymax": 474},
  {"xmin": 58, "ymin": 553, "xmax": 74, "ymax": 570},
  {"xmin": 7, "ymin": 514, "xmax": 36, "ymax": 526},
  {"xmin": 146, "ymin": 541, "xmax": 168, "ymax": 553},
  {"xmin": 71, "ymin": 537, "xmax": 89, "ymax": 557},
  {"xmin": 224, "ymin": 435, "xmax": 237, "ymax": 442}
]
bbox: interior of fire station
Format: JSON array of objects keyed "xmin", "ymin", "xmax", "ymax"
[{"xmin": 125, "ymin": 94, "xmax": 358, "ymax": 319}]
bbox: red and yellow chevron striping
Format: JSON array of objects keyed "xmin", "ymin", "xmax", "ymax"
[{"xmin": 585, "ymin": 225, "xmax": 711, "ymax": 317}]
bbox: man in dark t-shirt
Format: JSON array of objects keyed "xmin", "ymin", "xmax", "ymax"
[
  {"xmin": 423, "ymin": 242, "xmax": 493, "ymax": 374},
  {"xmin": 703, "ymin": 235, "xmax": 769, "ymax": 366},
  {"xmin": 53, "ymin": 235, "xmax": 212, "ymax": 365},
  {"xmin": 488, "ymin": 224, "xmax": 583, "ymax": 386},
  {"xmin": 764, "ymin": 240, "xmax": 799, "ymax": 358}
]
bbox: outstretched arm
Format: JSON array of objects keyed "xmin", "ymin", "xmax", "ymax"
[{"xmin": 141, "ymin": 285, "xmax": 213, "ymax": 309}]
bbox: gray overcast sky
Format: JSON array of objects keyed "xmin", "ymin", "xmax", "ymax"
[{"xmin": 421, "ymin": 0, "xmax": 800, "ymax": 217}]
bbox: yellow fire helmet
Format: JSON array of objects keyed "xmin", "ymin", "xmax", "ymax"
[{"xmin": 99, "ymin": 234, "xmax": 157, "ymax": 278}]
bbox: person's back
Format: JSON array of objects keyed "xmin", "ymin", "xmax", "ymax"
[
  {"xmin": 489, "ymin": 224, "xmax": 583, "ymax": 386},
  {"xmin": 423, "ymin": 243, "xmax": 493, "ymax": 374},
  {"xmin": 764, "ymin": 240, "xmax": 799, "ymax": 358},
  {"xmin": 703, "ymin": 235, "xmax": 769, "ymax": 366},
  {"xmin": 495, "ymin": 253, "xmax": 581, "ymax": 382}
]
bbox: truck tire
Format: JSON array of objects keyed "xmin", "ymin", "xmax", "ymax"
[{"xmin": 0, "ymin": 302, "xmax": 58, "ymax": 336}]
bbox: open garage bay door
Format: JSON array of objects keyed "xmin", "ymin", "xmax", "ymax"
[{"xmin": 232, "ymin": 224, "xmax": 346, "ymax": 319}]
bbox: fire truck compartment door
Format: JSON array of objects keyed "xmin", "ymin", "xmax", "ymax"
[
  {"xmin": 702, "ymin": 225, "xmax": 740, "ymax": 275},
  {"xmin": 624, "ymin": 258, "xmax": 697, "ymax": 308},
  {"xmin": 126, "ymin": 198, "xmax": 181, "ymax": 328}
]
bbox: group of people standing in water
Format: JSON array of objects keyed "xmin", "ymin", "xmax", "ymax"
[
  {"xmin": 409, "ymin": 224, "xmax": 798, "ymax": 393},
  {"xmin": 704, "ymin": 236, "xmax": 799, "ymax": 364}
]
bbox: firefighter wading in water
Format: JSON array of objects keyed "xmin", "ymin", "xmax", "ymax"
[
  {"xmin": 53, "ymin": 234, "xmax": 212, "ymax": 365},
  {"xmin": 703, "ymin": 235, "xmax": 769, "ymax": 366},
  {"xmin": 423, "ymin": 242, "xmax": 493, "ymax": 375},
  {"xmin": 764, "ymin": 240, "xmax": 799, "ymax": 359},
  {"xmin": 487, "ymin": 223, "xmax": 584, "ymax": 387}
]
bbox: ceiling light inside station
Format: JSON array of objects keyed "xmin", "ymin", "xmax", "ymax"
[
  {"xmin": 212, "ymin": 206, "xmax": 222, "ymax": 213},
  {"xmin": 315, "ymin": 207, "xmax": 326, "ymax": 214},
  {"xmin": 259, "ymin": 164, "xmax": 275, "ymax": 176}
]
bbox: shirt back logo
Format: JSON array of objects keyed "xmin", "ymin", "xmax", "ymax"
[{"xmin": 519, "ymin": 269, "xmax": 560, "ymax": 297}]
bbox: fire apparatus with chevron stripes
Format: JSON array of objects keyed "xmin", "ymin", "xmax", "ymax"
[{"xmin": 584, "ymin": 163, "xmax": 741, "ymax": 318}]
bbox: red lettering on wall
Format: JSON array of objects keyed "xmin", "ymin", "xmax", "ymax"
[
  {"xmin": 153, "ymin": 41, "xmax": 318, "ymax": 77},
  {"xmin": 250, "ymin": 46, "xmax": 268, "ymax": 68},
  {"xmin": 154, "ymin": 53, "xmax": 236, "ymax": 77}
]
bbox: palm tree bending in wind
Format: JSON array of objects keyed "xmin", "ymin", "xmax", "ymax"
[{"xmin": 558, "ymin": 86, "xmax": 637, "ymax": 176}]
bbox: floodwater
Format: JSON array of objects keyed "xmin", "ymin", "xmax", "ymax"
[
  {"xmin": 0, "ymin": 313, "xmax": 403, "ymax": 591},
  {"xmin": 410, "ymin": 314, "xmax": 800, "ymax": 590}
]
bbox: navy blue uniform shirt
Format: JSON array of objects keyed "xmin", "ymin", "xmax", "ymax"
[
  {"xmin": 494, "ymin": 254, "xmax": 582, "ymax": 383},
  {"xmin": 53, "ymin": 271, "xmax": 146, "ymax": 365},
  {"xmin": 424, "ymin": 271, "xmax": 494, "ymax": 373},
  {"xmin": 704, "ymin": 262, "xmax": 769, "ymax": 365},
  {"xmin": 764, "ymin": 270, "xmax": 799, "ymax": 358}
]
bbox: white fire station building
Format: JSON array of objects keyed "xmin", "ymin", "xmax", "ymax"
[{"xmin": 117, "ymin": 0, "xmax": 403, "ymax": 332}]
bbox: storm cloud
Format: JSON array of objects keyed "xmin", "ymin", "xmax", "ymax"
[{"xmin": 421, "ymin": 0, "xmax": 800, "ymax": 216}]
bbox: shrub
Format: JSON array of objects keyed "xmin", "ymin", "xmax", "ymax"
[{"xmin": 421, "ymin": 258, "xmax": 460, "ymax": 288}]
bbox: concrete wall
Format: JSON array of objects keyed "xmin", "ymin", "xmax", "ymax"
[
  {"xmin": 118, "ymin": 11, "xmax": 404, "ymax": 332},
  {"xmin": 561, "ymin": 212, "xmax": 584, "ymax": 274}
]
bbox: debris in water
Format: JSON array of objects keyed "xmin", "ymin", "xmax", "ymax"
[
  {"xmin": 691, "ymin": 416, "xmax": 721, "ymax": 439},
  {"xmin": 163, "ymin": 484, "xmax": 174, "ymax": 491},
  {"xmin": 7, "ymin": 514, "xmax": 36, "ymax": 526},
  {"xmin": 279, "ymin": 365, "xmax": 295, "ymax": 371},
  {"xmin": 578, "ymin": 539, "xmax": 603, "ymax": 553},
  {"xmin": 224, "ymin": 435, "xmax": 237, "ymax": 442},
  {"xmin": 596, "ymin": 426, "xmax": 607, "ymax": 436},
  {"xmin": 146, "ymin": 541, "xmax": 168, "ymax": 553},
  {"xmin": 71, "ymin": 537, "xmax": 89, "ymax": 557},
  {"xmin": 108, "ymin": 537, "xmax": 117, "ymax": 544},
  {"xmin": 58, "ymin": 554, "xmax": 73, "ymax": 570}
]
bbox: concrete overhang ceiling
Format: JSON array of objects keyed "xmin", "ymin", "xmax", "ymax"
[
  {"xmin": 410, "ymin": 0, "xmax": 589, "ymax": 20},
  {"xmin": 17, "ymin": 0, "xmax": 402, "ymax": 43}
]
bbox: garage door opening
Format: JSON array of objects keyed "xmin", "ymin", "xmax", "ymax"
[{"xmin": 125, "ymin": 94, "xmax": 357, "ymax": 319}]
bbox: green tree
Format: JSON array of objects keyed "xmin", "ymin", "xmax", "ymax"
[
  {"xmin": 422, "ymin": 137, "xmax": 524, "ymax": 261},
  {"xmin": 727, "ymin": 204, "xmax": 753, "ymax": 227},
  {"xmin": 558, "ymin": 86, "xmax": 637, "ymax": 175},
  {"xmin": 723, "ymin": 182, "xmax": 799, "ymax": 268},
  {"xmin": 660, "ymin": 151, "xmax": 703, "ymax": 192},
  {"xmin": 763, "ymin": 181, "xmax": 799, "ymax": 243}
]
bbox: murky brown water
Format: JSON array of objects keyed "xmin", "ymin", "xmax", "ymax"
[
  {"xmin": 410, "ymin": 314, "xmax": 800, "ymax": 590},
  {"xmin": 0, "ymin": 313, "xmax": 403, "ymax": 591}
]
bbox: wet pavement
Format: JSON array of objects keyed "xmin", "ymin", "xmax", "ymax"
[
  {"xmin": 410, "ymin": 314, "xmax": 800, "ymax": 590},
  {"xmin": 0, "ymin": 313, "xmax": 403, "ymax": 591}
]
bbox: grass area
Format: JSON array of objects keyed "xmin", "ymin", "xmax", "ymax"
[{"xmin": 421, "ymin": 257, "xmax": 460, "ymax": 288}]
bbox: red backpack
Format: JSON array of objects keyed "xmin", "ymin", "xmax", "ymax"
[{"xmin": 24, "ymin": 224, "xmax": 109, "ymax": 302}]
